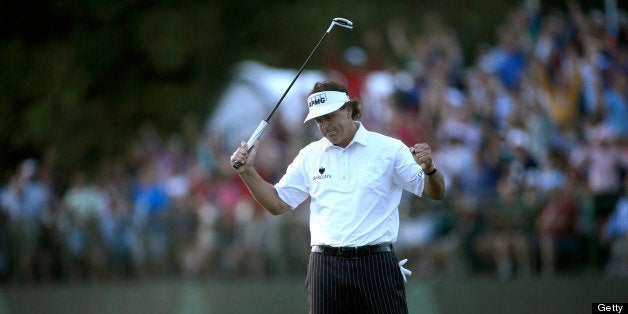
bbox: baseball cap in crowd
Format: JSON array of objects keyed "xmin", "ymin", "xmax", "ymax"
[{"xmin": 304, "ymin": 91, "xmax": 350, "ymax": 123}]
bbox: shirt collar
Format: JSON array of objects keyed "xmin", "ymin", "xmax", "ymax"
[{"xmin": 321, "ymin": 121, "xmax": 369, "ymax": 151}]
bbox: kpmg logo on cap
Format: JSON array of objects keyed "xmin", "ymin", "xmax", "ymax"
[{"xmin": 308, "ymin": 93, "xmax": 327, "ymax": 107}]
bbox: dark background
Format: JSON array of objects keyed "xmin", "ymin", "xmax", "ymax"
[{"xmin": 2, "ymin": 0, "xmax": 622, "ymax": 177}]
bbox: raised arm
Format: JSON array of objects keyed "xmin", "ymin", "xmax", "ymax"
[
  {"xmin": 230, "ymin": 142, "xmax": 292, "ymax": 215},
  {"xmin": 410, "ymin": 143, "xmax": 446, "ymax": 200}
]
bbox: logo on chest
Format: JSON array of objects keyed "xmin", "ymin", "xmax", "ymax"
[{"xmin": 313, "ymin": 166, "xmax": 331, "ymax": 180}]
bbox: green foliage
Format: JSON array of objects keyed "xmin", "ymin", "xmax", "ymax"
[{"xmin": 0, "ymin": 0, "xmax": 226, "ymax": 174}]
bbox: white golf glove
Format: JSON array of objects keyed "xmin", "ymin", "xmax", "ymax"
[{"xmin": 398, "ymin": 259, "xmax": 412, "ymax": 283}]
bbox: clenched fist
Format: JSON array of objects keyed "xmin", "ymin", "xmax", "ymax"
[
  {"xmin": 230, "ymin": 141, "xmax": 258, "ymax": 172},
  {"xmin": 410, "ymin": 143, "xmax": 435, "ymax": 173}
]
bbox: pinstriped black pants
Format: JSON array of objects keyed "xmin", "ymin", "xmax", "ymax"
[{"xmin": 306, "ymin": 250, "xmax": 408, "ymax": 314}]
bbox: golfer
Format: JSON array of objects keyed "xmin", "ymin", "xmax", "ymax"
[{"xmin": 230, "ymin": 80, "xmax": 445, "ymax": 313}]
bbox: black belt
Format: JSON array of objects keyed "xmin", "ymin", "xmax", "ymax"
[{"xmin": 311, "ymin": 243, "xmax": 393, "ymax": 259}]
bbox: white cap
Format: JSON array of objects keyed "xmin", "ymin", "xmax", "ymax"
[{"xmin": 304, "ymin": 91, "xmax": 350, "ymax": 123}]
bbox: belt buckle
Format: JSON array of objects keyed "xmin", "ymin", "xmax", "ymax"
[{"xmin": 338, "ymin": 247, "xmax": 359, "ymax": 259}]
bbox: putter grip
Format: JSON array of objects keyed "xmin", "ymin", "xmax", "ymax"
[{"xmin": 232, "ymin": 120, "xmax": 269, "ymax": 169}]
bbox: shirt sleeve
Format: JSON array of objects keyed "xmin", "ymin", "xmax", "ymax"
[
  {"xmin": 392, "ymin": 142, "xmax": 425, "ymax": 196},
  {"xmin": 274, "ymin": 149, "xmax": 310, "ymax": 209}
]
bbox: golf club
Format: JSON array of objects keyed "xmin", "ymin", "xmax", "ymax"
[{"xmin": 233, "ymin": 17, "xmax": 354, "ymax": 169}]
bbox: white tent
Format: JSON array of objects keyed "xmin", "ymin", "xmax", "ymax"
[{"xmin": 206, "ymin": 60, "xmax": 326, "ymax": 150}]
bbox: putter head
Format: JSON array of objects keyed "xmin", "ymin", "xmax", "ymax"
[{"xmin": 327, "ymin": 17, "xmax": 354, "ymax": 33}]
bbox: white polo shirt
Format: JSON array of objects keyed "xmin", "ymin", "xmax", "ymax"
[{"xmin": 275, "ymin": 122, "xmax": 425, "ymax": 247}]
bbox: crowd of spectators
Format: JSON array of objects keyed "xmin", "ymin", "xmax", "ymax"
[{"xmin": 1, "ymin": 1, "xmax": 628, "ymax": 283}]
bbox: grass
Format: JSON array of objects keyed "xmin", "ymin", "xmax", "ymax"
[{"xmin": 1, "ymin": 274, "xmax": 627, "ymax": 314}]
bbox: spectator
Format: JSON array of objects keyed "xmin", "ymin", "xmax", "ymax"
[
  {"xmin": 130, "ymin": 162, "xmax": 171, "ymax": 276},
  {"xmin": 0, "ymin": 159, "xmax": 52, "ymax": 282},
  {"xmin": 481, "ymin": 176, "xmax": 537, "ymax": 280},
  {"xmin": 602, "ymin": 67, "xmax": 628, "ymax": 139},
  {"xmin": 571, "ymin": 123, "xmax": 628, "ymax": 269},
  {"xmin": 98, "ymin": 174, "xmax": 134, "ymax": 279},
  {"xmin": 59, "ymin": 171, "xmax": 108, "ymax": 281},
  {"xmin": 603, "ymin": 177, "xmax": 628, "ymax": 277},
  {"xmin": 535, "ymin": 173, "xmax": 581, "ymax": 277}
]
